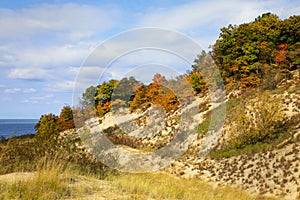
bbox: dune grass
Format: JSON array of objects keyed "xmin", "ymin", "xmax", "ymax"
[
  {"xmin": 0, "ymin": 123, "xmax": 282, "ymax": 200},
  {"xmin": 0, "ymin": 154, "xmax": 109, "ymax": 200},
  {"xmin": 0, "ymin": 163, "xmax": 278, "ymax": 200},
  {"xmin": 107, "ymin": 173, "xmax": 276, "ymax": 200},
  {"xmin": 0, "ymin": 156, "xmax": 71, "ymax": 200}
]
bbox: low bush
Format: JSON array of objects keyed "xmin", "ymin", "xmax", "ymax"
[{"xmin": 227, "ymin": 91, "xmax": 286, "ymax": 148}]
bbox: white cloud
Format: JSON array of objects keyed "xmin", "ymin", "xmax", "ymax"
[
  {"xmin": 8, "ymin": 68, "xmax": 48, "ymax": 80},
  {"xmin": 108, "ymin": 49, "xmax": 189, "ymax": 80},
  {"xmin": 0, "ymin": 3, "xmax": 121, "ymax": 40},
  {"xmin": 79, "ymin": 28, "xmax": 206, "ymax": 83},
  {"xmin": 76, "ymin": 66, "xmax": 106, "ymax": 79},
  {"xmin": 4, "ymin": 88, "xmax": 21, "ymax": 93},
  {"xmin": 3, "ymin": 87, "xmax": 37, "ymax": 94},
  {"xmin": 46, "ymin": 80, "xmax": 75, "ymax": 92},
  {"xmin": 13, "ymin": 41, "xmax": 95, "ymax": 68},
  {"xmin": 0, "ymin": 3, "xmax": 121, "ymax": 83},
  {"xmin": 0, "ymin": 53, "xmax": 15, "ymax": 68},
  {"xmin": 0, "ymin": 84, "xmax": 5, "ymax": 88},
  {"xmin": 32, "ymin": 94, "xmax": 53, "ymax": 100},
  {"xmin": 137, "ymin": 0, "xmax": 300, "ymax": 49},
  {"xmin": 22, "ymin": 94, "xmax": 53, "ymax": 104},
  {"xmin": 0, "ymin": 41, "xmax": 96, "ymax": 73},
  {"xmin": 21, "ymin": 99, "xmax": 38, "ymax": 104},
  {"xmin": 138, "ymin": 0, "xmax": 269, "ymax": 30},
  {"xmin": 73, "ymin": 66, "xmax": 109, "ymax": 93},
  {"xmin": 23, "ymin": 88, "xmax": 37, "ymax": 93}
]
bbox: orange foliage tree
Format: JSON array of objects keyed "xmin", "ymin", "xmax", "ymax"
[
  {"xmin": 57, "ymin": 106, "xmax": 75, "ymax": 132},
  {"xmin": 129, "ymin": 74, "xmax": 179, "ymax": 112}
]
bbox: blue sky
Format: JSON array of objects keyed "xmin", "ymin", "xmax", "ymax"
[{"xmin": 0, "ymin": 0, "xmax": 299, "ymax": 119}]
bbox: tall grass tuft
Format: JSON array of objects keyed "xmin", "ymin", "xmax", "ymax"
[{"xmin": 0, "ymin": 154, "xmax": 72, "ymax": 200}]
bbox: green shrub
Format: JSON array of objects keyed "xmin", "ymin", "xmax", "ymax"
[{"xmin": 35, "ymin": 113, "xmax": 59, "ymax": 147}]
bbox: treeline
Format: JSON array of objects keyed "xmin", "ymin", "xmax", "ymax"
[
  {"xmin": 78, "ymin": 73, "xmax": 183, "ymax": 120},
  {"xmin": 211, "ymin": 13, "xmax": 299, "ymax": 89},
  {"xmin": 36, "ymin": 13, "xmax": 299, "ymax": 135}
]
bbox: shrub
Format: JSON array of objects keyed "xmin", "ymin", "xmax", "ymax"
[
  {"xmin": 228, "ymin": 91, "xmax": 286, "ymax": 148},
  {"xmin": 35, "ymin": 114, "xmax": 59, "ymax": 147}
]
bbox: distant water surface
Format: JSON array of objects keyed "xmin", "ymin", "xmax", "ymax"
[{"xmin": 0, "ymin": 119, "xmax": 38, "ymax": 139}]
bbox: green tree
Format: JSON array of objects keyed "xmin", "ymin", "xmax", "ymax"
[
  {"xmin": 188, "ymin": 72, "xmax": 205, "ymax": 94},
  {"xmin": 192, "ymin": 50, "xmax": 207, "ymax": 72},
  {"xmin": 288, "ymin": 42, "xmax": 300, "ymax": 76},
  {"xmin": 81, "ymin": 86, "xmax": 98, "ymax": 108},
  {"xmin": 112, "ymin": 77, "xmax": 140, "ymax": 103},
  {"xmin": 211, "ymin": 13, "xmax": 283, "ymax": 89},
  {"xmin": 95, "ymin": 79, "xmax": 118, "ymax": 104},
  {"xmin": 279, "ymin": 15, "xmax": 300, "ymax": 45},
  {"xmin": 188, "ymin": 51, "xmax": 223, "ymax": 93}
]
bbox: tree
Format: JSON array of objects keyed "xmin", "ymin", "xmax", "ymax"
[
  {"xmin": 211, "ymin": 13, "xmax": 300, "ymax": 90},
  {"xmin": 129, "ymin": 84, "xmax": 147, "ymax": 111},
  {"xmin": 188, "ymin": 51, "xmax": 223, "ymax": 93},
  {"xmin": 192, "ymin": 50, "xmax": 206, "ymax": 72},
  {"xmin": 81, "ymin": 86, "xmax": 98, "ymax": 108},
  {"xmin": 57, "ymin": 106, "xmax": 75, "ymax": 131},
  {"xmin": 93, "ymin": 79, "xmax": 118, "ymax": 117},
  {"xmin": 279, "ymin": 15, "xmax": 300, "ymax": 45},
  {"xmin": 288, "ymin": 42, "xmax": 300, "ymax": 77},
  {"xmin": 152, "ymin": 73, "xmax": 167, "ymax": 84},
  {"xmin": 112, "ymin": 77, "xmax": 140, "ymax": 102},
  {"xmin": 187, "ymin": 72, "xmax": 205, "ymax": 94},
  {"xmin": 211, "ymin": 13, "xmax": 283, "ymax": 89},
  {"xmin": 95, "ymin": 79, "xmax": 118, "ymax": 104},
  {"xmin": 35, "ymin": 114, "xmax": 59, "ymax": 146},
  {"xmin": 129, "ymin": 80, "xmax": 179, "ymax": 112},
  {"xmin": 59, "ymin": 106, "xmax": 73, "ymax": 121}
]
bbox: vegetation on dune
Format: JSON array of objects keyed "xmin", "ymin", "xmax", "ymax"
[
  {"xmin": 212, "ymin": 13, "xmax": 300, "ymax": 90},
  {"xmin": 209, "ymin": 89, "xmax": 299, "ymax": 159},
  {"xmin": 0, "ymin": 133, "xmax": 110, "ymax": 178},
  {"xmin": 9, "ymin": 12, "xmax": 298, "ymax": 165},
  {"xmin": 0, "ymin": 154, "xmax": 110, "ymax": 200},
  {"xmin": 0, "ymin": 12, "xmax": 299, "ymax": 199},
  {"xmin": 108, "ymin": 173, "xmax": 277, "ymax": 200},
  {"xmin": 35, "ymin": 105, "xmax": 75, "ymax": 141},
  {"xmin": 227, "ymin": 91, "xmax": 286, "ymax": 148},
  {"xmin": 76, "ymin": 13, "xmax": 299, "ymax": 122},
  {"xmin": 0, "ymin": 169, "xmax": 277, "ymax": 200},
  {"xmin": 0, "ymin": 105, "xmax": 110, "ymax": 177}
]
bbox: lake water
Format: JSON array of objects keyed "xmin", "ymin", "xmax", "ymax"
[{"xmin": 0, "ymin": 119, "xmax": 38, "ymax": 139}]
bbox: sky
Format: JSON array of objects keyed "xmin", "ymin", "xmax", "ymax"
[{"xmin": 0, "ymin": 0, "xmax": 299, "ymax": 119}]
